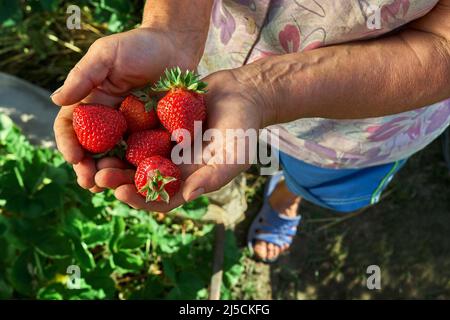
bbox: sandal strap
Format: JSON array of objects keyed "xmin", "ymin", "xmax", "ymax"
[
  {"xmin": 251, "ymin": 204, "xmax": 301, "ymax": 246},
  {"xmin": 253, "ymin": 233, "xmax": 288, "ymax": 247},
  {"xmin": 257, "ymin": 206, "xmax": 301, "ymax": 234}
]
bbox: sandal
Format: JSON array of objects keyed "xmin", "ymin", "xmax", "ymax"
[{"xmin": 247, "ymin": 172, "xmax": 302, "ymax": 263}]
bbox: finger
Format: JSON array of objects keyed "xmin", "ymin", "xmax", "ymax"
[
  {"xmin": 96, "ymin": 157, "xmax": 131, "ymax": 170},
  {"xmin": 90, "ymin": 186, "xmax": 105, "ymax": 193},
  {"xmin": 95, "ymin": 168, "xmax": 135, "ymax": 189},
  {"xmin": 54, "ymin": 105, "xmax": 85, "ymax": 164},
  {"xmin": 73, "ymin": 157, "xmax": 97, "ymax": 189},
  {"xmin": 114, "ymin": 184, "xmax": 186, "ymax": 213},
  {"xmin": 82, "ymin": 88, "xmax": 125, "ymax": 108},
  {"xmin": 182, "ymin": 164, "xmax": 242, "ymax": 202},
  {"xmin": 177, "ymin": 163, "xmax": 202, "ymax": 180},
  {"xmin": 51, "ymin": 39, "xmax": 114, "ymax": 106}
]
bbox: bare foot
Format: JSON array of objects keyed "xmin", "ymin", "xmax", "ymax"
[{"xmin": 253, "ymin": 179, "xmax": 301, "ymax": 261}]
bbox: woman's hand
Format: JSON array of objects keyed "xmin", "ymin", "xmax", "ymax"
[
  {"xmin": 94, "ymin": 69, "xmax": 267, "ymax": 212},
  {"xmin": 53, "ymin": 27, "xmax": 202, "ymax": 192}
]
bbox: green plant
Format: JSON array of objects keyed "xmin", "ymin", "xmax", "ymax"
[
  {"xmin": 0, "ymin": 0, "xmax": 144, "ymax": 89},
  {"xmin": 0, "ymin": 113, "xmax": 244, "ymax": 299}
]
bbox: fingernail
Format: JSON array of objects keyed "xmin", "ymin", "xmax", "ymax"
[
  {"xmin": 188, "ymin": 188, "xmax": 205, "ymax": 201},
  {"xmin": 50, "ymin": 85, "xmax": 63, "ymax": 98}
]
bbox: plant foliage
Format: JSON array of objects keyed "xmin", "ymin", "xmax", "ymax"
[{"xmin": 0, "ymin": 113, "xmax": 244, "ymax": 299}]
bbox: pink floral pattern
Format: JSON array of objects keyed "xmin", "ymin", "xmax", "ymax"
[
  {"xmin": 279, "ymin": 25, "xmax": 301, "ymax": 53},
  {"xmin": 212, "ymin": 0, "xmax": 236, "ymax": 45},
  {"xmin": 199, "ymin": 0, "xmax": 450, "ymax": 168},
  {"xmin": 381, "ymin": 0, "xmax": 411, "ymax": 23}
]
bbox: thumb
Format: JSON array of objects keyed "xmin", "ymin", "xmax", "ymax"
[
  {"xmin": 182, "ymin": 164, "xmax": 241, "ymax": 201},
  {"xmin": 51, "ymin": 39, "xmax": 113, "ymax": 106}
]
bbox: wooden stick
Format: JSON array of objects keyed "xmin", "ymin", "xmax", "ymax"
[{"xmin": 209, "ymin": 223, "xmax": 226, "ymax": 300}]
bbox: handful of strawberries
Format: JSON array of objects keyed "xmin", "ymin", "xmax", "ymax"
[{"xmin": 72, "ymin": 67, "xmax": 207, "ymax": 204}]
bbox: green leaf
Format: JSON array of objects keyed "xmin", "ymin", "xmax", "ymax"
[
  {"xmin": 0, "ymin": 276, "xmax": 13, "ymax": 299},
  {"xmin": 72, "ymin": 240, "xmax": 96, "ymax": 271},
  {"xmin": 129, "ymin": 276, "xmax": 164, "ymax": 299},
  {"xmin": 37, "ymin": 281, "xmax": 106, "ymax": 300},
  {"xmin": 167, "ymin": 272, "xmax": 206, "ymax": 300},
  {"xmin": 62, "ymin": 208, "xmax": 84, "ymax": 239},
  {"xmin": 0, "ymin": 0, "xmax": 22, "ymax": 27},
  {"xmin": 38, "ymin": 0, "xmax": 60, "ymax": 12},
  {"xmin": 118, "ymin": 224, "xmax": 151, "ymax": 249},
  {"xmin": 0, "ymin": 219, "xmax": 7, "ymax": 237},
  {"xmin": 177, "ymin": 196, "xmax": 210, "ymax": 220},
  {"xmin": 109, "ymin": 216, "xmax": 125, "ymax": 253},
  {"xmin": 162, "ymin": 259, "xmax": 176, "ymax": 283},
  {"xmin": 46, "ymin": 165, "xmax": 69, "ymax": 186},
  {"xmin": 83, "ymin": 223, "xmax": 112, "ymax": 247},
  {"xmin": 7, "ymin": 250, "xmax": 34, "ymax": 296},
  {"xmin": 37, "ymin": 285, "xmax": 64, "ymax": 300},
  {"xmin": 84, "ymin": 260, "xmax": 115, "ymax": 299},
  {"xmin": 223, "ymin": 230, "xmax": 243, "ymax": 270},
  {"xmin": 100, "ymin": 0, "xmax": 132, "ymax": 13},
  {"xmin": 114, "ymin": 250, "xmax": 144, "ymax": 272},
  {"xmin": 223, "ymin": 231, "xmax": 244, "ymax": 288},
  {"xmin": 34, "ymin": 230, "xmax": 73, "ymax": 259},
  {"xmin": 30, "ymin": 183, "xmax": 64, "ymax": 217}
]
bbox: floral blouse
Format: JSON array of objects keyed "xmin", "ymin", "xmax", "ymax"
[{"xmin": 198, "ymin": 0, "xmax": 450, "ymax": 168}]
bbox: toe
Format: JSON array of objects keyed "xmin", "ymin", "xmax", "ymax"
[
  {"xmin": 267, "ymin": 243, "xmax": 275, "ymax": 260},
  {"xmin": 253, "ymin": 240, "xmax": 267, "ymax": 260},
  {"xmin": 273, "ymin": 246, "xmax": 281, "ymax": 259}
]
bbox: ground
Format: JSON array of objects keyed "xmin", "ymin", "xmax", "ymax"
[{"xmin": 234, "ymin": 138, "xmax": 450, "ymax": 299}]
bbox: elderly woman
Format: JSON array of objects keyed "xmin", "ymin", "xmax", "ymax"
[{"xmin": 53, "ymin": 0, "xmax": 450, "ymax": 263}]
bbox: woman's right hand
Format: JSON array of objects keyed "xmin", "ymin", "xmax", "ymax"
[{"xmin": 52, "ymin": 27, "xmax": 202, "ymax": 192}]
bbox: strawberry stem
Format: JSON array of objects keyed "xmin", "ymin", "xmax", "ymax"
[
  {"xmin": 92, "ymin": 139, "xmax": 127, "ymax": 159},
  {"xmin": 152, "ymin": 67, "xmax": 207, "ymax": 94},
  {"xmin": 144, "ymin": 97, "xmax": 157, "ymax": 112},
  {"xmin": 139, "ymin": 169, "xmax": 177, "ymax": 203}
]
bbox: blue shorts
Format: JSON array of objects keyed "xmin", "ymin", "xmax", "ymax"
[{"xmin": 279, "ymin": 152, "xmax": 407, "ymax": 212}]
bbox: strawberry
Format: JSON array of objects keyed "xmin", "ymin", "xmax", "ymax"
[
  {"xmin": 119, "ymin": 91, "xmax": 159, "ymax": 133},
  {"xmin": 135, "ymin": 156, "xmax": 181, "ymax": 203},
  {"xmin": 125, "ymin": 129, "xmax": 172, "ymax": 167},
  {"xmin": 73, "ymin": 104, "xmax": 127, "ymax": 154},
  {"xmin": 153, "ymin": 67, "xmax": 207, "ymax": 143}
]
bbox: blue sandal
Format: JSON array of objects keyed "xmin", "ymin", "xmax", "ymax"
[{"xmin": 247, "ymin": 172, "xmax": 302, "ymax": 263}]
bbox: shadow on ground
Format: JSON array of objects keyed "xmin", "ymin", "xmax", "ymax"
[{"xmin": 235, "ymin": 138, "xmax": 450, "ymax": 299}]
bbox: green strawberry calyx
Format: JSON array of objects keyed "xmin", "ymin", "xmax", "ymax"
[
  {"xmin": 152, "ymin": 67, "xmax": 207, "ymax": 94},
  {"xmin": 131, "ymin": 86, "xmax": 158, "ymax": 112},
  {"xmin": 139, "ymin": 169, "xmax": 177, "ymax": 203},
  {"xmin": 92, "ymin": 139, "xmax": 127, "ymax": 159}
]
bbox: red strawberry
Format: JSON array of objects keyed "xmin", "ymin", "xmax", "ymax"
[
  {"xmin": 125, "ymin": 129, "xmax": 172, "ymax": 167},
  {"xmin": 73, "ymin": 104, "xmax": 127, "ymax": 154},
  {"xmin": 153, "ymin": 67, "xmax": 207, "ymax": 143},
  {"xmin": 119, "ymin": 93, "xmax": 159, "ymax": 133},
  {"xmin": 135, "ymin": 156, "xmax": 181, "ymax": 203}
]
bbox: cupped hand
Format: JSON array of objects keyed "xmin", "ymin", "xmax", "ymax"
[
  {"xmin": 53, "ymin": 27, "xmax": 199, "ymax": 192},
  {"xmin": 95, "ymin": 69, "xmax": 266, "ymax": 212}
]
